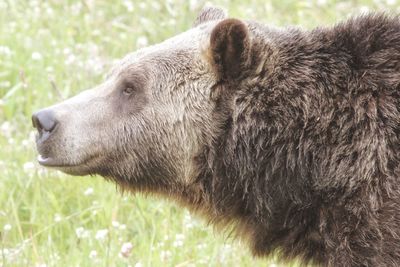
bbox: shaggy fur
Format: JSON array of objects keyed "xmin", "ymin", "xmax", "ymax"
[
  {"xmin": 33, "ymin": 8, "xmax": 400, "ymax": 267},
  {"xmin": 189, "ymin": 13, "xmax": 400, "ymax": 266}
]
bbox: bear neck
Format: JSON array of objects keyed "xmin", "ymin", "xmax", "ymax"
[
  {"xmin": 187, "ymin": 29, "xmax": 312, "ymax": 221},
  {"xmin": 181, "ymin": 26, "xmax": 323, "ymax": 259}
]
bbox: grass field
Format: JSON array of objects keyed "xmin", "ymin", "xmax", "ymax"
[{"xmin": 0, "ymin": 0, "xmax": 399, "ymax": 266}]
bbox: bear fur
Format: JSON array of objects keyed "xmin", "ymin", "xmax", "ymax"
[
  {"xmin": 33, "ymin": 7, "xmax": 400, "ymax": 267},
  {"xmin": 190, "ymin": 12, "xmax": 400, "ymax": 266}
]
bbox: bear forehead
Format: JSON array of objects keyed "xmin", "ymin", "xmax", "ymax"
[{"xmin": 108, "ymin": 21, "xmax": 219, "ymax": 78}]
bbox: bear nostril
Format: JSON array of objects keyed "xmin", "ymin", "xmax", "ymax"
[{"xmin": 32, "ymin": 109, "xmax": 57, "ymax": 133}]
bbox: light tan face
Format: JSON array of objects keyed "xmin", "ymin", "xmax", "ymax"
[{"xmin": 32, "ymin": 20, "xmax": 222, "ymax": 185}]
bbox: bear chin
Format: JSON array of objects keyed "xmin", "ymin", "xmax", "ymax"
[{"xmin": 37, "ymin": 154, "xmax": 101, "ymax": 176}]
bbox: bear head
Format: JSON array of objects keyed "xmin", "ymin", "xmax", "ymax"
[{"xmin": 32, "ymin": 6, "xmax": 255, "ymax": 193}]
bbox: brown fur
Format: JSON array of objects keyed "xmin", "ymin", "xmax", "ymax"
[
  {"xmin": 33, "ymin": 7, "xmax": 400, "ymax": 267},
  {"xmin": 210, "ymin": 19, "xmax": 251, "ymax": 80}
]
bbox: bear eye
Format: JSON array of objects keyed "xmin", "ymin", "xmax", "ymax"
[{"xmin": 122, "ymin": 87, "xmax": 135, "ymax": 96}]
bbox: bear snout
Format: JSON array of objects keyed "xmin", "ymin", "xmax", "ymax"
[
  {"xmin": 32, "ymin": 108, "xmax": 58, "ymax": 141},
  {"xmin": 32, "ymin": 109, "xmax": 57, "ymax": 132}
]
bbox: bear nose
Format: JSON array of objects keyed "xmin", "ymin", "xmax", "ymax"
[{"xmin": 32, "ymin": 109, "xmax": 57, "ymax": 132}]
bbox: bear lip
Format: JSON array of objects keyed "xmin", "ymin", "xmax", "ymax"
[
  {"xmin": 37, "ymin": 154, "xmax": 62, "ymax": 167},
  {"xmin": 37, "ymin": 154, "xmax": 76, "ymax": 167},
  {"xmin": 37, "ymin": 153, "xmax": 101, "ymax": 169}
]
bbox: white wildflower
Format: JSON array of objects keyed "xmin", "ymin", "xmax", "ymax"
[
  {"xmin": 31, "ymin": 52, "xmax": 43, "ymax": 61},
  {"xmin": 92, "ymin": 29, "xmax": 101, "ymax": 36},
  {"xmin": 175, "ymin": 233, "xmax": 185, "ymax": 240},
  {"xmin": 23, "ymin": 162, "xmax": 35, "ymax": 172},
  {"xmin": 65, "ymin": 54, "xmax": 76, "ymax": 65},
  {"xmin": 196, "ymin": 243, "xmax": 206, "ymax": 249},
  {"xmin": 3, "ymin": 224, "xmax": 12, "ymax": 231},
  {"xmin": 0, "ymin": 45, "xmax": 12, "ymax": 56},
  {"xmin": 89, "ymin": 250, "xmax": 97, "ymax": 259},
  {"xmin": 46, "ymin": 7, "xmax": 54, "ymax": 16},
  {"xmin": 95, "ymin": 229, "xmax": 108, "ymax": 240},
  {"xmin": 75, "ymin": 227, "xmax": 89, "ymax": 239},
  {"xmin": 139, "ymin": 2, "xmax": 146, "ymax": 9},
  {"xmin": 172, "ymin": 240, "xmax": 183, "ymax": 247},
  {"xmin": 184, "ymin": 213, "xmax": 194, "ymax": 229},
  {"xmin": 21, "ymin": 139, "xmax": 30, "ymax": 147},
  {"xmin": 54, "ymin": 214, "xmax": 62, "ymax": 222},
  {"xmin": 189, "ymin": 0, "xmax": 200, "ymax": 11},
  {"xmin": 150, "ymin": 2, "xmax": 161, "ymax": 11},
  {"xmin": 219, "ymin": 244, "xmax": 232, "ymax": 263},
  {"xmin": 75, "ymin": 227, "xmax": 84, "ymax": 237},
  {"xmin": 160, "ymin": 250, "xmax": 172, "ymax": 261},
  {"xmin": 71, "ymin": 2, "xmax": 82, "ymax": 16},
  {"xmin": 136, "ymin": 36, "xmax": 148, "ymax": 49},
  {"xmin": 63, "ymin": 47, "xmax": 71, "ymax": 55},
  {"xmin": 84, "ymin": 187, "xmax": 94, "ymax": 196},
  {"xmin": 85, "ymin": 58, "xmax": 104, "ymax": 75},
  {"xmin": 112, "ymin": 220, "xmax": 120, "ymax": 228},
  {"xmin": 120, "ymin": 242, "xmax": 133, "ymax": 258},
  {"xmin": 123, "ymin": 0, "xmax": 134, "ymax": 12},
  {"xmin": 1, "ymin": 121, "xmax": 11, "ymax": 136},
  {"xmin": 173, "ymin": 233, "xmax": 185, "ymax": 247},
  {"xmin": 134, "ymin": 262, "xmax": 143, "ymax": 267}
]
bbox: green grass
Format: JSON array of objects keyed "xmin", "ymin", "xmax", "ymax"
[{"xmin": 0, "ymin": 0, "xmax": 399, "ymax": 266}]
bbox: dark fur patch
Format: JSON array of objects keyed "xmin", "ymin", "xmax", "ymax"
[{"xmin": 192, "ymin": 13, "xmax": 400, "ymax": 266}]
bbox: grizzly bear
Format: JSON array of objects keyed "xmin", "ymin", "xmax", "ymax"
[{"xmin": 32, "ymin": 6, "xmax": 400, "ymax": 267}]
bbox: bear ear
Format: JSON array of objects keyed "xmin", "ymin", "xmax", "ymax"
[
  {"xmin": 193, "ymin": 5, "xmax": 227, "ymax": 27},
  {"xmin": 209, "ymin": 18, "xmax": 251, "ymax": 81}
]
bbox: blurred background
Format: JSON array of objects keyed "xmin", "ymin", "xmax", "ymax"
[{"xmin": 0, "ymin": 0, "xmax": 399, "ymax": 266}]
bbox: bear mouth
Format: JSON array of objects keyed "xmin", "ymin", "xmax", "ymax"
[
  {"xmin": 37, "ymin": 154, "xmax": 71, "ymax": 167},
  {"xmin": 35, "ymin": 130, "xmax": 101, "ymax": 169},
  {"xmin": 37, "ymin": 152, "xmax": 102, "ymax": 173}
]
